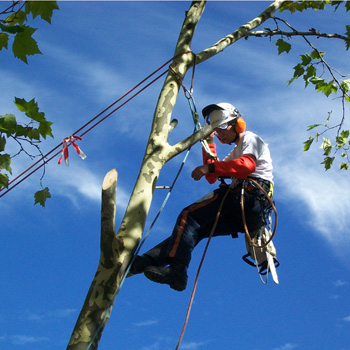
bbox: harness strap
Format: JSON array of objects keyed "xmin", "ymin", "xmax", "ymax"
[{"xmin": 239, "ymin": 178, "xmax": 277, "ymax": 249}]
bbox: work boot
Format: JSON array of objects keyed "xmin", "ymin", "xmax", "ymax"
[
  {"xmin": 144, "ymin": 264, "xmax": 188, "ymax": 291},
  {"xmin": 127, "ymin": 255, "xmax": 154, "ymax": 277}
]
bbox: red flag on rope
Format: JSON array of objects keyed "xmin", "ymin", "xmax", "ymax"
[{"xmin": 58, "ymin": 136, "xmax": 86, "ymax": 166}]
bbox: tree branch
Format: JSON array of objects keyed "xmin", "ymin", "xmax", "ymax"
[
  {"xmin": 248, "ymin": 29, "xmax": 348, "ymax": 41},
  {"xmin": 67, "ymin": 169, "xmax": 119, "ymax": 350},
  {"xmin": 196, "ymin": 0, "xmax": 287, "ymax": 64}
]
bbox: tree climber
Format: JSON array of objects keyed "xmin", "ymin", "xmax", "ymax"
[{"xmin": 128, "ymin": 103, "xmax": 274, "ymax": 291}]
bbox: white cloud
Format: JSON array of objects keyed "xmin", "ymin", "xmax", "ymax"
[
  {"xmin": 40, "ymin": 41, "xmax": 134, "ymax": 109},
  {"xmin": 133, "ymin": 319, "xmax": 158, "ymax": 327},
  {"xmin": 276, "ymin": 159, "xmax": 350, "ymax": 244},
  {"xmin": 181, "ymin": 340, "xmax": 211, "ymax": 349},
  {"xmin": 20, "ymin": 309, "xmax": 77, "ymax": 323},
  {"xmin": 50, "ymin": 163, "xmax": 130, "ymax": 210},
  {"xmin": 55, "ymin": 308, "xmax": 77, "ymax": 318},
  {"xmin": 334, "ymin": 279, "xmax": 348, "ymax": 287},
  {"xmin": 8, "ymin": 335, "xmax": 49, "ymax": 345},
  {"xmin": 273, "ymin": 343, "xmax": 298, "ymax": 350},
  {"xmin": 343, "ymin": 315, "xmax": 350, "ymax": 322}
]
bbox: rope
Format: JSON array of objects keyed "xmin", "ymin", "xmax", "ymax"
[
  {"xmin": 175, "ymin": 185, "xmax": 231, "ymax": 350},
  {"xmin": 0, "ymin": 51, "xmax": 194, "ymax": 199}
]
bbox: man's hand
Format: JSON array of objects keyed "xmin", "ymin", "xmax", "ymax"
[
  {"xmin": 191, "ymin": 165, "xmax": 209, "ymax": 181},
  {"xmin": 205, "ymin": 131, "xmax": 217, "ymax": 142}
]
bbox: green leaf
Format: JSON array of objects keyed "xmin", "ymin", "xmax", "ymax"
[
  {"xmin": 14, "ymin": 98, "xmax": 53, "ymax": 139},
  {"xmin": 304, "ymin": 65, "xmax": 317, "ymax": 86},
  {"xmin": 14, "ymin": 97, "xmax": 45, "ymax": 122},
  {"xmin": 320, "ymin": 81, "xmax": 338, "ymax": 97},
  {"xmin": 303, "ymin": 136, "xmax": 314, "ymax": 151},
  {"xmin": 34, "ymin": 187, "xmax": 51, "ymax": 207},
  {"xmin": 0, "ymin": 22, "xmax": 22, "ymax": 34},
  {"xmin": 310, "ymin": 76, "xmax": 324, "ymax": 88},
  {"xmin": 14, "ymin": 125, "xmax": 29, "ymax": 138},
  {"xmin": 279, "ymin": 1, "xmax": 303, "ymax": 13},
  {"xmin": 345, "ymin": 1, "xmax": 350, "ymax": 12},
  {"xmin": 306, "ymin": 124, "xmax": 322, "ymax": 131},
  {"xmin": 0, "ymin": 173, "xmax": 9, "ymax": 188},
  {"xmin": 5, "ymin": 11, "xmax": 27, "ymax": 25},
  {"xmin": 310, "ymin": 50, "xmax": 325, "ymax": 60},
  {"xmin": 12, "ymin": 98, "xmax": 53, "ymax": 139},
  {"xmin": 340, "ymin": 162, "xmax": 348, "ymax": 170},
  {"xmin": 325, "ymin": 111, "xmax": 332, "ymax": 125},
  {"xmin": 25, "ymin": 1, "xmax": 59, "ymax": 24},
  {"xmin": 27, "ymin": 128, "xmax": 40, "ymax": 140},
  {"xmin": 320, "ymin": 137, "xmax": 332, "ymax": 156},
  {"xmin": 0, "ymin": 136, "xmax": 6, "ymax": 152},
  {"xmin": 310, "ymin": 77, "xmax": 337, "ymax": 97},
  {"xmin": 300, "ymin": 54, "xmax": 312, "ymax": 66},
  {"xmin": 0, "ymin": 154, "xmax": 12, "ymax": 174},
  {"xmin": 293, "ymin": 63, "xmax": 305, "ymax": 78},
  {"xmin": 336, "ymin": 136, "xmax": 347, "ymax": 148},
  {"xmin": 341, "ymin": 130, "xmax": 349, "ymax": 139},
  {"xmin": 345, "ymin": 25, "xmax": 350, "ymax": 50},
  {"xmin": 0, "ymin": 33, "xmax": 9, "ymax": 51},
  {"xmin": 0, "ymin": 114, "xmax": 17, "ymax": 136},
  {"xmin": 275, "ymin": 39, "xmax": 291, "ymax": 55},
  {"xmin": 321, "ymin": 156, "xmax": 335, "ymax": 170},
  {"xmin": 38, "ymin": 120, "xmax": 53, "ymax": 139},
  {"xmin": 12, "ymin": 25, "xmax": 42, "ymax": 63},
  {"xmin": 340, "ymin": 79, "xmax": 350, "ymax": 93}
]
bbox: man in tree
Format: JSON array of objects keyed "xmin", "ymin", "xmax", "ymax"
[{"xmin": 128, "ymin": 102, "xmax": 274, "ymax": 291}]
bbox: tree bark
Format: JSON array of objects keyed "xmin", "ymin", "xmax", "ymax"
[{"xmin": 67, "ymin": 169, "xmax": 119, "ymax": 350}]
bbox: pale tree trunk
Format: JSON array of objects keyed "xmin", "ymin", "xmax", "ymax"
[{"xmin": 67, "ymin": 1, "xmax": 286, "ymax": 349}]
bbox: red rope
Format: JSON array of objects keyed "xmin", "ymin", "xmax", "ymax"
[{"xmin": 0, "ymin": 51, "xmax": 193, "ymax": 198}]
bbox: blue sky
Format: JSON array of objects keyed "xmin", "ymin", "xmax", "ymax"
[{"xmin": 1, "ymin": 1, "xmax": 350, "ymax": 350}]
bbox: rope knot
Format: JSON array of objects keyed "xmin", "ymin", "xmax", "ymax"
[{"xmin": 58, "ymin": 135, "xmax": 86, "ymax": 166}]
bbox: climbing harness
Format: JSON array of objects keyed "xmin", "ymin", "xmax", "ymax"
[{"xmin": 240, "ymin": 178, "xmax": 279, "ymax": 284}]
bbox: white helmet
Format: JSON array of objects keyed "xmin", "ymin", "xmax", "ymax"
[{"xmin": 202, "ymin": 102, "xmax": 241, "ymax": 129}]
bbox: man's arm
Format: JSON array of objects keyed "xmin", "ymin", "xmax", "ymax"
[{"xmin": 192, "ymin": 154, "xmax": 256, "ymax": 181}]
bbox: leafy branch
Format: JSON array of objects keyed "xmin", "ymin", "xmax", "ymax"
[
  {"xmin": 0, "ymin": 0, "xmax": 59, "ymax": 63},
  {"xmin": 1, "ymin": 1, "xmax": 58, "ymax": 206},
  {"xmin": 0, "ymin": 98, "xmax": 53, "ymax": 206},
  {"xmin": 247, "ymin": 1, "xmax": 350, "ymax": 171},
  {"xmin": 304, "ymin": 112, "xmax": 350, "ymax": 170}
]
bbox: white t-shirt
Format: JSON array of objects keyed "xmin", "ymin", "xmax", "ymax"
[{"xmin": 223, "ymin": 131, "xmax": 274, "ymax": 184}]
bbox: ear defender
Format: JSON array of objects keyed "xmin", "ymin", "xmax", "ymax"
[{"xmin": 234, "ymin": 117, "xmax": 246, "ymax": 133}]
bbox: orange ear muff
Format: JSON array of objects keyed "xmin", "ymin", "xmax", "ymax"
[{"xmin": 235, "ymin": 117, "xmax": 246, "ymax": 133}]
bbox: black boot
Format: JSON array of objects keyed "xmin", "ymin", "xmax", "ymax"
[
  {"xmin": 127, "ymin": 255, "xmax": 155, "ymax": 277},
  {"xmin": 144, "ymin": 264, "xmax": 188, "ymax": 291}
]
